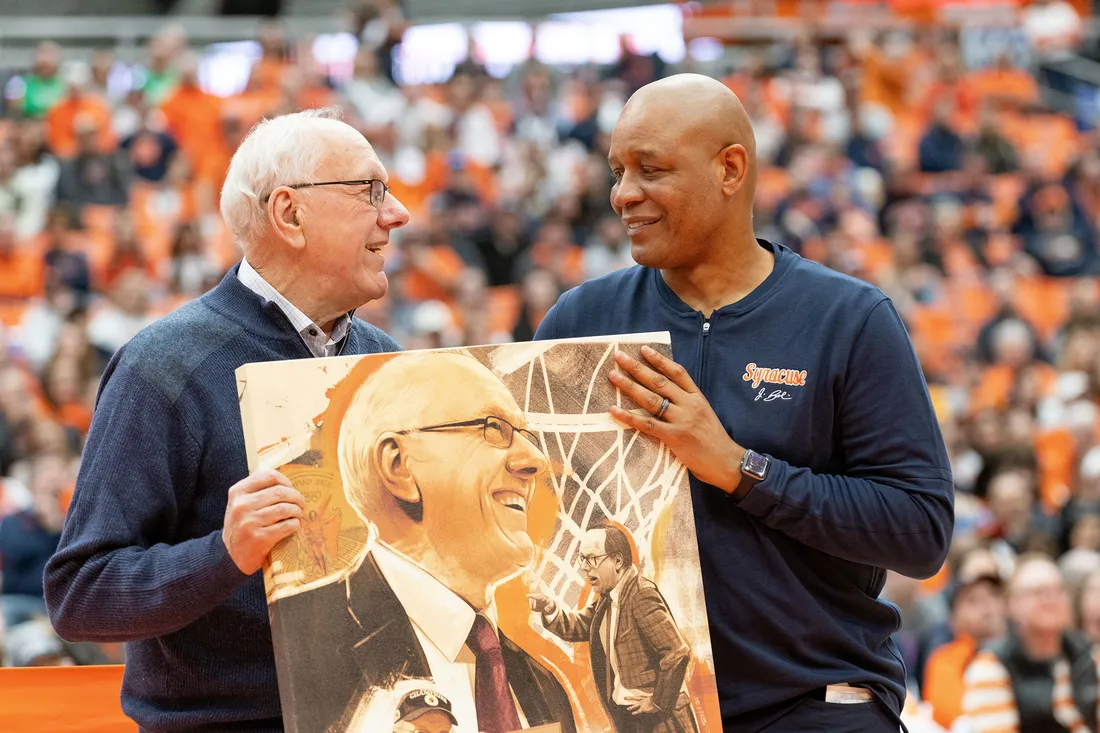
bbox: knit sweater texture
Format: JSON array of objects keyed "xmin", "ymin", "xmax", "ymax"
[{"xmin": 44, "ymin": 266, "xmax": 401, "ymax": 732}]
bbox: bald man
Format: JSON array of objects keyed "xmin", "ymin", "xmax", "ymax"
[
  {"xmin": 45, "ymin": 109, "xmax": 407, "ymax": 731},
  {"xmin": 274, "ymin": 352, "xmax": 577, "ymax": 733},
  {"xmin": 535, "ymin": 74, "xmax": 953, "ymax": 731}
]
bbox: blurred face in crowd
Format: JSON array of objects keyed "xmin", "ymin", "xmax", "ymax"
[
  {"xmin": 608, "ymin": 76, "xmax": 755, "ymax": 272},
  {"xmin": 0, "ymin": 213, "xmax": 15, "ymax": 256},
  {"xmin": 0, "ymin": 367, "xmax": 33, "ymax": 423},
  {"xmin": 31, "ymin": 453, "xmax": 69, "ymax": 533},
  {"xmin": 90, "ymin": 50, "xmax": 115, "ymax": 88},
  {"xmin": 992, "ymin": 319, "xmax": 1034, "ymax": 369},
  {"xmin": 987, "ymin": 470, "xmax": 1035, "ymax": 534},
  {"xmin": 1071, "ymin": 514, "xmax": 1100, "ymax": 551},
  {"xmin": 46, "ymin": 357, "xmax": 83, "ymax": 405},
  {"xmin": 953, "ymin": 579, "xmax": 1007, "ymax": 643},
  {"xmin": 1078, "ymin": 572, "xmax": 1100, "ymax": 645},
  {"xmin": 33, "ymin": 42, "xmax": 60, "ymax": 78},
  {"xmin": 1009, "ymin": 558, "xmax": 1071, "ymax": 639}
]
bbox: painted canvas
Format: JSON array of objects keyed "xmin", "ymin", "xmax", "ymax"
[{"xmin": 236, "ymin": 333, "xmax": 721, "ymax": 733}]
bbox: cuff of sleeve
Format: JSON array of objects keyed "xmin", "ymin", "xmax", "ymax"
[
  {"xmin": 543, "ymin": 607, "xmax": 560, "ymax": 624},
  {"xmin": 206, "ymin": 530, "xmax": 251, "ymax": 589}
]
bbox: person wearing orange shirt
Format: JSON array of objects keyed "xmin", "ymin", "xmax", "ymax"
[
  {"xmin": 0, "ymin": 213, "xmax": 44, "ymax": 300},
  {"xmin": 159, "ymin": 53, "xmax": 229, "ymax": 185},
  {"xmin": 45, "ymin": 62, "xmax": 114, "ymax": 160},
  {"xmin": 924, "ymin": 556, "xmax": 1007, "ymax": 730}
]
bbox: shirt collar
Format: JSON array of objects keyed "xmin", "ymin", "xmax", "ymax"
[
  {"xmin": 371, "ymin": 542, "xmax": 496, "ymax": 663},
  {"xmin": 609, "ymin": 566, "xmax": 637, "ymax": 604},
  {"xmin": 237, "ymin": 258, "xmax": 350, "ymax": 355}
]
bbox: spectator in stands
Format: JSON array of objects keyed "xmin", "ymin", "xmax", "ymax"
[
  {"xmin": 44, "ymin": 108, "xmax": 408, "ymax": 732},
  {"xmin": 974, "ymin": 104, "xmax": 1019, "ymax": 175},
  {"xmin": 46, "ymin": 62, "xmax": 114, "ymax": 161},
  {"xmin": 919, "ymin": 103, "xmax": 966, "ymax": 175},
  {"xmin": 10, "ymin": 118, "xmax": 60, "ymax": 239},
  {"xmin": 55, "ymin": 116, "xmax": 129, "ymax": 208},
  {"xmin": 511, "ymin": 268, "xmax": 560, "ymax": 343},
  {"xmin": 1075, "ymin": 568, "xmax": 1100, "ymax": 645},
  {"xmin": 88, "ymin": 49, "xmax": 119, "ymax": 106},
  {"xmin": 1022, "ymin": 0, "xmax": 1084, "ymax": 100},
  {"xmin": 342, "ymin": 46, "xmax": 405, "ymax": 130},
  {"xmin": 0, "ymin": 453, "xmax": 66, "ymax": 629},
  {"xmin": 349, "ymin": 0, "xmax": 408, "ymax": 86},
  {"xmin": 39, "ymin": 204, "xmax": 91, "ymax": 299},
  {"xmin": 583, "ymin": 212, "xmax": 633, "ymax": 280},
  {"xmin": 1022, "ymin": 184, "xmax": 1096, "ymax": 277},
  {"xmin": 923, "ymin": 550, "xmax": 1007, "ymax": 730},
  {"xmin": 141, "ymin": 34, "xmax": 180, "ymax": 108},
  {"xmin": 120, "ymin": 112, "xmax": 178, "ymax": 184},
  {"xmin": 166, "ymin": 220, "xmax": 219, "ymax": 297},
  {"xmin": 85, "ymin": 267, "xmax": 153, "ymax": 360},
  {"xmin": 961, "ymin": 554, "xmax": 1096, "ymax": 732},
  {"xmin": 18, "ymin": 42, "xmax": 64, "ymax": 120},
  {"xmin": 0, "ymin": 212, "xmax": 42, "ymax": 301}
]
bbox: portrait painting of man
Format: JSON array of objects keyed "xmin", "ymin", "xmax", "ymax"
[{"xmin": 236, "ymin": 335, "xmax": 720, "ymax": 733}]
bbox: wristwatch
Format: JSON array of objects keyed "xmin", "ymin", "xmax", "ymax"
[
  {"xmin": 731, "ymin": 449, "xmax": 770, "ymax": 502},
  {"xmin": 741, "ymin": 449, "xmax": 770, "ymax": 482}
]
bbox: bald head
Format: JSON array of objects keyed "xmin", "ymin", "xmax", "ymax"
[
  {"xmin": 619, "ymin": 74, "xmax": 756, "ymax": 172},
  {"xmin": 607, "ymin": 74, "xmax": 759, "ymax": 271}
]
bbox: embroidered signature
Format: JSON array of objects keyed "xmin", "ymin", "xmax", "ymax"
[{"xmin": 756, "ymin": 388, "xmax": 792, "ymax": 403}]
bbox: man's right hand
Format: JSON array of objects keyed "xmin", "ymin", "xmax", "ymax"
[
  {"xmin": 527, "ymin": 594, "xmax": 557, "ymax": 616},
  {"xmin": 222, "ymin": 470, "xmax": 305, "ymax": 575}
]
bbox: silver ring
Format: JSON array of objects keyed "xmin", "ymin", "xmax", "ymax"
[{"xmin": 655, "ymin": 397, "xmax": 670, "ymax": 419}]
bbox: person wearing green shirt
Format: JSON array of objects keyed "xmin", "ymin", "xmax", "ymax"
[{"xmin": 21, "ymin": 42, "xmax": 65, "ymax": 119}]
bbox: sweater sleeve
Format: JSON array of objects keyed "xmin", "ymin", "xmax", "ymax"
[
  {"xmin": 44, "ymin": 360, "xmax": 248, "ymax": 643},
  {"xmin": 735, "ymin": 299, "xmax": 954, "ymax": 579}
]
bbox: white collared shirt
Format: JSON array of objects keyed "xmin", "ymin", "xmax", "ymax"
[
  {"xmin": 236, "ymin": 258, "xmax": 350, "ymax": 358},
  {"xmin": 371, "ymin": 543, "xmax": 528, "ymax": 731}
]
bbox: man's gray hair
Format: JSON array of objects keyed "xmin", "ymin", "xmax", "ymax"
[{"xmin": 219, "ymin": 107, "xmax": 344, "ymax": 248}]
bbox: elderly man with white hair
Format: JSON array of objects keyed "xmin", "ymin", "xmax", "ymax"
[{"xmin": 44, "ymin": 108, "xmax": 408, "ymax": 732}]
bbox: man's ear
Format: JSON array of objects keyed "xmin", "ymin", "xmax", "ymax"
[
  {"xmin": 374, "ymin": 433, "xmax": 420, "ymax": 504},
  {"xmin": 719, "ymin": 143, "xmax": 750, "ymax": 197},
  {"xmin": 267, "ymin": 189, "xmax": 307, "ymax": 251}
]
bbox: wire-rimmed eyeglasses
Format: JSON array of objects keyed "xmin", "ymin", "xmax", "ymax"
[
  {"xmin": 399, "ymin": 416, "xmax": 543, "ymax": 452},
  {"xmin": 261, "ymin": 178, "xmax": 390, "ymax": 208}
]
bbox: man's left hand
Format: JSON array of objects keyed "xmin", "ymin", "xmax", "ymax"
[
  {"xmin": 625, "ymin": 692, "xmax": 660, "ymax": 715},
  {"xmin": 609, "ymin": 346, "xmax": 744, "ymax": 494}
]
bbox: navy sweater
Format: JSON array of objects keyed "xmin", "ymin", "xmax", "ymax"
[
  {"xmin": 535, "ymin": 241, "xmax": 954, "ymax": 730},
  {"xmin": 44, "ymin": 267, "xmax": 401, "ymax": 732}
]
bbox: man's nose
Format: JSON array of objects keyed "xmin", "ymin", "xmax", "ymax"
[
  {"xmin": 611, "ymin": 173, "xmax": 645, "ymax": 211},
  {"xmin": 506, "ymin": 434, "xmax": 549, "ymax": 478},
  {"xmin": 379, "ymin": 192, "xmax": 411, "ymax": 230}
]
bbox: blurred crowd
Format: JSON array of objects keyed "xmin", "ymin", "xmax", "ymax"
[{"xmin": 0, "ymin": 0, "xmax": 1099, "ymax": 729}]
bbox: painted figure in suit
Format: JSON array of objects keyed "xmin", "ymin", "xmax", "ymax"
[
  {"xmin": 273, "ymin": 352, "xmax": 578, "ymax": 733},
  {"xmin": 529, "ymin": 525, "xmax": 698, "ymax": 733}
]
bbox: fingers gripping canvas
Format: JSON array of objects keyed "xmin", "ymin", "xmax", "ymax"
[{"xmin": 236, "ymin": 334, "xmax": 721, "ymax": 733}]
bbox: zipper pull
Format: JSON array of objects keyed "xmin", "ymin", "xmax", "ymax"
[{"xmin": 702, "ymin": 319, "xmax": 711, "ymax": 336}]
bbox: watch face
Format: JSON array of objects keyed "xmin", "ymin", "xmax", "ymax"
[{"xmin": 744, "ymin": 451, "xmax": 769, "ymax": 479}]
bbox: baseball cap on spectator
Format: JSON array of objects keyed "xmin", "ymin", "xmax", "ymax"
[
  {"xmin": 395, "ymin": 689, "xmax": 458, "ymax": 726},
  {"xmin": 949, "ymin": 552, "xmax": 1005, "ymax": 609}
]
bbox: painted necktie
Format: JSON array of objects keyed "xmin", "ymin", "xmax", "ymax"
[{"xmin": 466, "ymin": 614, "xmax": 522, "ymax": 733}]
